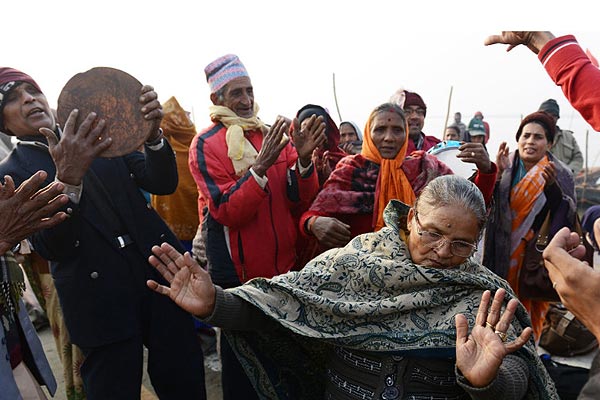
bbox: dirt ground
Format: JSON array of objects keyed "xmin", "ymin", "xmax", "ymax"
[{"xmin": 39, "ymin": 326, "xmax": 223, "ymax": 400}]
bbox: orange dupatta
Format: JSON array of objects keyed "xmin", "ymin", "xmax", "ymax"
[
  {"xmin": 508, "ymin": 155, "xmax": 551, "ymax": 339},
  {"xmin": 150, "ymin": 97, "xmax": 199, "ymax": 241},
  {"xmin": 361, "ymin": 118, "xmax": 415, "ymax": 231}
]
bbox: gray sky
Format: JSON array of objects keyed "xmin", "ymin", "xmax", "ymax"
[{"xmin": 5, "ymin": 1, "xmax": 600, "ymax": 166}]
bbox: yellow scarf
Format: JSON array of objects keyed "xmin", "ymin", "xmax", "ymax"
[{"xmin": 209, "ymin": 104, "xmax": 266, "ymax": 176}]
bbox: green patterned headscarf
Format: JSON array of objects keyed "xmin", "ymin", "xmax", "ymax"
[{"xmin": 226, "ymin": 200, "xmax": 558, "ymax": 399}]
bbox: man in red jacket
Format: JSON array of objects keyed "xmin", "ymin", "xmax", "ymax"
[
  {"xmin": 485, "ymin": 31, "xmax": 600, "ymax": 132},
  {"xmin": 391, "ymin": 89, "xmax": 441, "ymax": 153},
  {"xmin": 188, "ymin": 54, "xmax": 325, "ymax": 399}
]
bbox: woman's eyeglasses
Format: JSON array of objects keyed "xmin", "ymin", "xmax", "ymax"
[{"xmin": 414, "ymin": 212, "xmax": 477, "ymax": 257}]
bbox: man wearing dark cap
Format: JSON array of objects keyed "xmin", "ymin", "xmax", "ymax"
[
  {"xmin": 189, "ymin": 54, "xmax": 325, "ymax": 399},
  {"xmin": 468, "ymin": 120, "xmax": 488, "ymax": 148},
  {"xmin": 468, "ymin": 111, "xmax": 490, "ymax": 144},
  {"xmin": 539, "ymin": 98, "xmax": 583, "ymax": 174},
  {"xmin": 0, "ymin": 67, "xmax": 206, "ymax": 399},
  {"xmin": 391, "ymin": 90, "xmax": 441, "ymax": 153}
]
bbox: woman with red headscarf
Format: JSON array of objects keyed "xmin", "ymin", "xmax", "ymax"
[
  {"xmin": 299, "ymin": 102, "xmax": 497, "ymax": 252},
  {"xmin": 296, "ymin": 104, "xmax": 347, "ymax": 186}
]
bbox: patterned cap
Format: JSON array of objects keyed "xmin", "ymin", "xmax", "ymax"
[{"xmin": 204, "ymin": 54, "xmax": 249, "ymax": 94}]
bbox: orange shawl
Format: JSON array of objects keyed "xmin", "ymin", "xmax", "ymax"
[
  {"xmin": 361, "ymin": 119, "xmax": 415, "ymax": 231},
  {"xmin": 508, "ymin": 155, "xmax": 550, "ymax": 339},
  {"xmin": 151, "ymin": 97, "xmax": 199, "ymax": 241}
]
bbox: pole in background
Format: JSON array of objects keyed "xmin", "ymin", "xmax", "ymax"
[
  {"xmin": 332, "ymin": 73, "xmax": 343, "ymax": 122},
  {"xmin": 442, "ymin": 86, "xmax": 453, "ymax": 139}
]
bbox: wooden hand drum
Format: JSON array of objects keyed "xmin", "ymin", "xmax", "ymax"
[{"xmin": 57, "ymin": 67, "xmax": 154, "ymax": 158}]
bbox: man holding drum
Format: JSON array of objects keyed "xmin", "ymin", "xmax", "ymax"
[{"xmin": 0, "ymin": 67, "xmax": 206, "ymax": 400}]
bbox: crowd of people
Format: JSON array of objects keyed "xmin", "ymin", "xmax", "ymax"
[{"xmin": 1, "ymin": 30, "xmax": 600, "ymax": 400}]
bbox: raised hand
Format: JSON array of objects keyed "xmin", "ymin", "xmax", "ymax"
[
  {"xmin": 495, "ymin": 142, "xmax": 510, "ymax": 176},
  {"xmin": 339, "ymin": 141, "xmax": 362, "ymax": 155},
  {"xmin": 309, "ymin": 216, "xmax": 352, "ymax": 248},
  {"xmin": 455, "ymin": 289, "xmax": 532, "ymax": 388},
  {"xmin": 457, "ymin": 142, "xmax": 492, "ymax": 173},
  {"xmin": 291, "ymin": 114, "xmax": 327, "ymax": 167},
  {"xmin": 541, "ymin": 161, "xmax": 557, "ymax": 188},
  {"xmin": 0, "ymin": 171, "xmax": 68, "ymax": 255},
  {"xmin": 252, "ymin": 116, "xmax": 290, "ymax": 177},
  {"xmin": 39, "ymin": 109, "xmax": 110, "ymax": 185},
  {"xmin": 139, "ymin": 85, "xmax": 164, "ymax": 140},
  {"xmin": 147, "ymin": 242, "xmax": 216, "ymax": 318},
  {"xmin": 312, "ymin": 149, "xmax": 333, "ymax": 184},
  {"xmin": 484, "ymin": 31, "xmax": 555, "ymax": 54}
]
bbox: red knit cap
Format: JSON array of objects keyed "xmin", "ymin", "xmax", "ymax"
[
  {"xmin": 0, "ymin": 67, "xmax": 42, "ymax": 132},
  {"xmin": 403, "ymin": 90, "xmax": 427, "ymax": 116},
  {"xmin": 515, "ymin": 111, "xmax": 556, "ymax": 144}
]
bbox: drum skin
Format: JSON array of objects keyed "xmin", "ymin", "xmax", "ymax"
[
  {"xmin": 427, "ymin": 140, "xmax": 476, "ymax": 179},
  {"xmin": 57, "ymin": 67, "xmax": 154, "ymax": 158}
]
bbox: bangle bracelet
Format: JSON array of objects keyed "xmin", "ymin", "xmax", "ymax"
[{"xmin": 307, "ymin": 216, "xmax": 318, "ymax": 235}]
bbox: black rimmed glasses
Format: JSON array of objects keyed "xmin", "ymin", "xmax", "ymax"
[
  {"xmin": 413, "ymin": 211, "xmax": 477, "ymax": 257},
  {"xmin": 403, "ymin": 108, "xmax": 426, "ymax": 117}
]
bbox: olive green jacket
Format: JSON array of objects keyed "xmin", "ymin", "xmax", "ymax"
[{"xmin": 550, "ymin": 127, "xmax": 583, "ymax": 174}]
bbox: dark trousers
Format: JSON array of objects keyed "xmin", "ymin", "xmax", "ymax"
[
  {"xmin": 80, "ymin": 289, "xmax": 206, "ymax": 400},
  {"xmin": 217, "ymin": 281, "xmax": 260, "ymax": 400},
  {"xmin": 221, "ymin": 331, "xmax": 260, "ymax": 400}
]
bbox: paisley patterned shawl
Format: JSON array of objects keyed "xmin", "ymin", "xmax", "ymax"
[{"xmin": 226, "ymin": 201, "xmax": 558, "ymax": 399}]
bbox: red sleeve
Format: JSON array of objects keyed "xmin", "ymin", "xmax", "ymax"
[
  {"xmin": 285, "ymin": 144, "xmax": 320, "ymax": 215},
  {"xmin": 299, "ymin": 210, "xmax": 325, "ymax": 237},
  {"xmin": 472, "ymin": 162, "xmax": 498, "ymax": 206},
  {"xmin": 540, "ymin": 35, "xmax": 600, "ymax": 131},
  {"xmin": 189, "ymin": 133, "xmax": 267, "ymax": 228}
]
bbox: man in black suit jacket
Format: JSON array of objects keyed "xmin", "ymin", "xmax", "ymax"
[{"xmin": 0, "ymin": 67, "xmax": 206, "ymax": 399}]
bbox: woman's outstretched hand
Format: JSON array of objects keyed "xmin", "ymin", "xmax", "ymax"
[
  {"xmin": 147, "ymin": 242, "xmax": 216, "ymax": 318},
  {"xmin": 455, "ymin": 289, "xmax": 532, "ymax": 388}
]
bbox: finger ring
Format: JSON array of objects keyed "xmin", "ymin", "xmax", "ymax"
[
  {"xmin": 553, "ymin": 282, "xmax": 557, "ymax": 289},
  {"xmin": 485, "ymin": 321, "xmax": 495, "ymax": 330},
  {"xmin": 471, "ymin": 152, "xmax": 475, "ymax": 157},
  {"xmin": 495, "ymin": 330, "xmax": 508, "ymax": 342}
]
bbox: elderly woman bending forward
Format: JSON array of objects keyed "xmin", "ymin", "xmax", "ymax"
[{"xmin": 147, "ymin": 175, "xmax": 558, "ymax": 399}]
